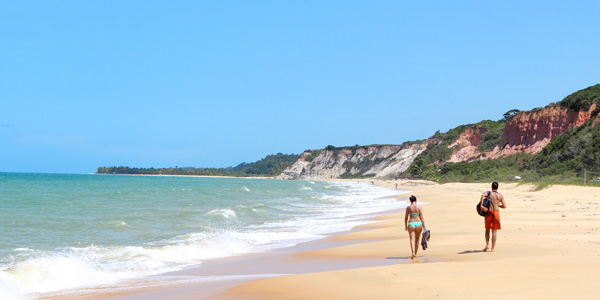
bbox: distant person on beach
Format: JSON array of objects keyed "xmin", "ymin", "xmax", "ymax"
[
  {"xmin": 404, "ymin": 195, "xmax": 426, "ymax": 259},
  {"xmin": 480, "ymin": 182, "xmax": 506, "ymax": 252}
]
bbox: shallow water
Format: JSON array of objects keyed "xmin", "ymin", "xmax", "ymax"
[{"xmin": 0, "ymin": 173, "xmax": 408, "ymax": 299}]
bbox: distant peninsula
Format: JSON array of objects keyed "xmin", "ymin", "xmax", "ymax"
[{"xmin": 97, "ymin": 153, "xmax": 299, "ymax": 177}]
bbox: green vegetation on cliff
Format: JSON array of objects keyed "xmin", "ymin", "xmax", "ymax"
[
  {"xmin": 527, "ymin": 119, "xmax": 600, "ymax": 177},
  {"xmin": 406, "ymin": 84, "xmax": 600, "ymax": 185},
  {"xmin": 97, "ymin": 153, "xmax": 300, "ymax": 177},
  {"xmin": 557, "ymin": 83, "xmax": 600, "ymax": 113},
  {"xmin": 232, "ymin": 153, "xmax": 301, "ymax": 175},
  {"xmin": 408, "ymin": 118, "xmax": 507, "ymax": 173},
  {"xmin": 420, "ymin": 119, "xmax": 600, "ymax": 185}
]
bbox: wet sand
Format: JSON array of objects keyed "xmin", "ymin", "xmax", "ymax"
[
  {"xmin": 35, "ymin": 180, "xmax": 600, "ymax": 299},
  {"xmin": 224, "ymin": 180, "xmax": 600, "ymax": 299}
]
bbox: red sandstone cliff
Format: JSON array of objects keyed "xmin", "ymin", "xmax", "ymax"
[
  {"xmin": 447, "ymin": 127, "xmax": 487, "ymax": 162},
  {"xmin": 487, "ymin": 104, "xmax": 596, "ymax": 159},
  {"xmin": 446, "ymin": 104, "xmax": 598, "ymax": 162}
]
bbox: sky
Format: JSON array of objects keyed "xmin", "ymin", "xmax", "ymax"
[{"xmin": 1, "ymin": 1, "xmax": 600, "ymax": 174}]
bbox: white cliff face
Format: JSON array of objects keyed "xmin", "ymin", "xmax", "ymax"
[
  {"xmin": 364, "ymin": 143, "xmax": 428, "ymax": 177},
  {"xmin": 278, "ymin": 158, "xmax": 311, "ymax": 180},
  {"xmin": 277, "ymin": 143, "xmax": 428, "ymax": 180}
]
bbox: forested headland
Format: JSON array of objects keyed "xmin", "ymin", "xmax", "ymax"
[{"xmin": 97, "ymin": 153, "xmax": 300, "ymax": 177}]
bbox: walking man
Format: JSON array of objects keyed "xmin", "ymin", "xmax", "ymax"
[{"xmin": 480, "ymin": 182, "xmax": 506, "ymax": 252}]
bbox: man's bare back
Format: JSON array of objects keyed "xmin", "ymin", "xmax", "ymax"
[
  {"xmin": 482, "ymin": 182, "xmax": 506, "ymax": 252},
  {"xmin": 485, "ymin": 190, "xmax": 506, "ymax": 211}
]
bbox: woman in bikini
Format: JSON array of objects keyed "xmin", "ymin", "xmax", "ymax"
[{"xmin": 404, "ymin": 195, "xmax": 426, "ymax": 259}]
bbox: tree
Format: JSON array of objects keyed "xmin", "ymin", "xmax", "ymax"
[{"xmin": 503, "ymin": 109, "xmax": 521, "ymax": 121}]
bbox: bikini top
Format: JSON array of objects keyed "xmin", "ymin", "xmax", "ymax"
[{"xmin": 408, "ymin": 212, "xmax": 420, "ymax": 218}]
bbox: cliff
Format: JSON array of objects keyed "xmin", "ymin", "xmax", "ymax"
[
  {"xmin": 447, "ymin": 127, "xmax": 487, "ymax": 162},
  {"xmin": 279, "ymin": 84, "xmax": 600, "ymax": 180},
  {"xmin": 277, "ymin": 142, "xmax": 428, "ymax": 180},
  {"xmin": 487, "ymin": 104, "xmax": 597, "ymax": 158},
  {"xmin": 444, "ymin": 104, "xmax": 598, "ymax": 162},
  {"xmin": 278, "ymin": 105, "xmax": 599, "ymax": 180}
]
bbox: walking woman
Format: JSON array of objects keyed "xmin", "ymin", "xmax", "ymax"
[{"xmin": 404, "ymin": 195, "xmax": 426, "ymax": 259}]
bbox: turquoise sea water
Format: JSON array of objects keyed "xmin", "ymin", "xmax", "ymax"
[{"xmin": 0, "ymin": 173, "xmax": 408, "ymax": 299}]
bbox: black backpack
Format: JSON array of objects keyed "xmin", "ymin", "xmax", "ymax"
[{"xmin": 476, "ymin": 191, "xmax": 492, "ymax": 217}]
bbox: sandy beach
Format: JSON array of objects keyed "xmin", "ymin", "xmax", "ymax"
[
  {"xmin": 222, "ymin": 180, "xmax": 600, "ymax": 299},
  {"xmin": 36, "ymin": 179, "xmax": 600, "ymax": 300}
]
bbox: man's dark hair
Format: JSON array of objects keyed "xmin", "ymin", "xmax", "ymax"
[{"xmin": 492, "ymin": 182, "xmax": 499, "ymax": 190}]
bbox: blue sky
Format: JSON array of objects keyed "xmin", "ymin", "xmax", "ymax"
[{"xmin": 1, "ymin": 1, "xmax": 599, "ymax": 173}]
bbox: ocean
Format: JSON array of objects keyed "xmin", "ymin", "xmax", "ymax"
[{"xmin": 0, "ymin": 173, "xmax": 409, "ymax": 299}]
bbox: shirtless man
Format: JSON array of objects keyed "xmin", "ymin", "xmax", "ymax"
[{"xmin": 480, "ymin": 182, "xmax": 506, "ymax": 252}]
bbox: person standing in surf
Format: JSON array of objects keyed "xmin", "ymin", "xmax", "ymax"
[
  {"xmin": 404, "ymin": 195, "xmax": 426, "ymax": 259},
  {"xmin": 480, "ymin": 181, "xmax": 506, "ymax": 252}
]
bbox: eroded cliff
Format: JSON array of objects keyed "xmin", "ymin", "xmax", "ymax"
[
  {"xmin": 277, "ymin": 142, "xmax": 428, "ymax": 180},
  {"xmin": 445, "ymin": 104, "xmax": 598, "ymax": 162},
  {"xmin": 447, "ymin": 127, "xmax": 487, "ymax": 162},
  {"xmin": 487, "ymin": 104, "xmax": 596, "ymax": 158},
  {"xmin": 279, "ymin": 89, "xmax": 600, "ymax": 180}
]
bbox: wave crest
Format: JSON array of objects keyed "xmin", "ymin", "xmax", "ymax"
[{"xmin": 207, "ymin": 209, "xmax": 237, "ymax": 219}]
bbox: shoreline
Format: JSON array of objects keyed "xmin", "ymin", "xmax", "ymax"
[
  {"xmin": 91, "ymin": 173, "xmax": 274, "ymax": 179},
  {"xmin": 33, "ymin": 179, "xmax": 600, "ymax": 299},
  {"xmin": 32, "ymin": 179, "xmax": 412, "ymax": 300},
  {"xmin": 223, "ymin": 180, "xmax": 600, "ymax": 299}
]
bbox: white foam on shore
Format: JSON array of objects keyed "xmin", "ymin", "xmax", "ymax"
[
  {"xmin": 0, "ymin": 230, "xmax": 263, "ymax": 295},
  {"xmin": 0, "ymin": 276, "xmax": 24, "ymax": 300},
  {"xmin": 0, "ymin": 180, "xmax": 408, "ymax": 298}
]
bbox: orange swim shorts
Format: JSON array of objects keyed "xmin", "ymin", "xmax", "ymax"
[{"xmin": 485, "ymin": 210, "xmax": 501, "ymax": 230}]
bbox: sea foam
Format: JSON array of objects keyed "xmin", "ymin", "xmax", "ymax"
[
  {"xmin": 0, "ymin": 229, "xmax": 261, "ymax": 295},
  {"xmin": 207, "ymin": 209, "xmax": 237, "ymax": 219},
  {"xmin": 0, "ymin": 174, "xmax": 408, "ymax": 298}
]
